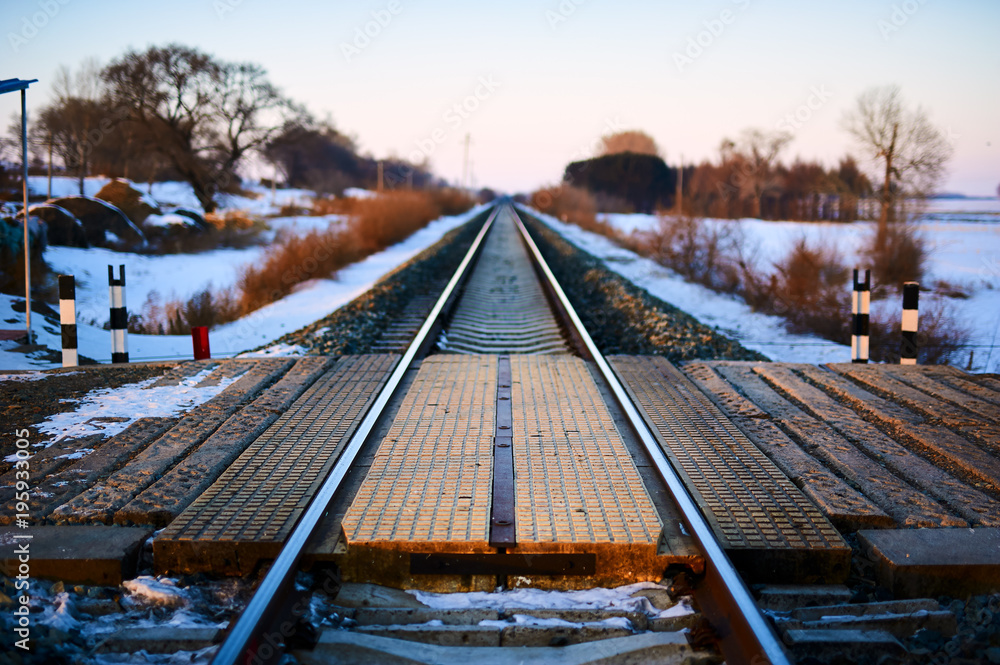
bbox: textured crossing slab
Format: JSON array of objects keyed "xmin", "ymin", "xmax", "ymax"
[
  {"xmin": 803, "ymin": 365, "xmax": 1000, "ymax": 493},
  {"xmin": 610, "ymin": 356, "xmax": 850, "ymax": 583},
  {"xmin": 117, "ymin": 357, "xmax": 336, "ymax": 527},
  {"xmin": 341, "ymin": 354, "xmax": 681, "ymax": 591},
  {"xmin": 716, "ymin": 364, "xmax": 966, "ymax": 528},
  {"xmin": 343, "ymin": 355, "xmax": 496, "ymax": 549},
  {"xmin": 686, "ymin": 361, "xmax": 1000, "ymax": 536},
  {"xmin": 155, "ymin": 355, "xmax": 397, "ymax": 575},
  {"xmin": 509, "ymin": 355, "xmax": 661, "ymax": 546},
  {"xmin": 683, "ymin": 362, "xmax": 893, "ymax": 531},
  {"xmin": 440, "ymin": 208, "xmax": 569, "ymax": 355},
  {"xmin": 52, "ymin": 358, "xmax": 294, "ymax": 525}
]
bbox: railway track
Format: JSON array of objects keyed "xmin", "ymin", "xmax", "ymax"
[{"xmin": 211, "ymin": 201, "xmax": 790, "ymax": 665}]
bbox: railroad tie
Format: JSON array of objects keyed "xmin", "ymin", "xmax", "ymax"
[{"xmin": 610, "ymin": 355, "xmax": 851, "ymax": 584}]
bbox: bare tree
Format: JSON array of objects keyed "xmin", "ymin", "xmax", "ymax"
[
  {"xmin": 731, "ymin": 128, "xmax": 792, "ymax": 218},
  {"xmin": 842, "ymin": 85, "xmax": 952, "ymax": 249},
  {"xmin": 32, "ymin": 59, "xmax": 106, "ymax": 195},
  {"xmin": 102, "ymin": 44, "xmax": 298, "ymax": 212},
  {"xmin": 599, "ymin": 130, "xmax": 660, "ymax": 157}
]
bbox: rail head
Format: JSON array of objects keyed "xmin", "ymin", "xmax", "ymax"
[
  {"xmin": 511, "ymin": 204, "xmax": 790, "ymax": 665},
  {"xmin": 211, "ymin": 203, "xmax": 502, "ymax": 665}
]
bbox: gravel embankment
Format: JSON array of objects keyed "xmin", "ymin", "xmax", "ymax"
[
  {"xmin": 518, "ymin": 209, "xmax": 768, "ymax": 362},
  {"xmin": 273, "ymin": 205, "xmax": 765, "ymax": 362},
  {"xmin": 270, "ymin": 208, "xmax": 493, "ymax": 355}
]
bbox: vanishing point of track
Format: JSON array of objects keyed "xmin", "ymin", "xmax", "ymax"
[{"xmin": 213, "ymin": 201, "xmax": 790, "ymax": 665}]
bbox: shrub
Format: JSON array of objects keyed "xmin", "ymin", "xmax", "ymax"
[
  {"xmin": 862, "ymin": 221, "xmax": 926, "ymax": 288},
  {"xmin": 129, "ymin": 287, "xmax": 240, "ymax": 335},
  {"xmin": 237, "ymin": 226, "xmax": 363, "ymax": 315},
  {"xmin": 428, "ymin": 188, "xmax": 476, "ymax": 217},
  {"xmin": 639, "ymin": 215, "xmax": 743, "ymax": 293},
  {"xmin": 869, "ymin": 299, "xmax": 970, "ymax": 365},
  {"xmin": 530, "ymin": 184, "xmax": 617, "ymax": 237}
]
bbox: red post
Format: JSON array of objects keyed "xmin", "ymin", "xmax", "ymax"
[{"xmin": 192, "ymin": 326, "xmax": 211, "ymax": 360}]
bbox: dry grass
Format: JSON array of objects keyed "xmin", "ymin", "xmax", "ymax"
[
  {"xmin": 530, "ymin": 185, "xmax": 618, "ymax": 236},
  {"xmin": 137, "ymin": 189, "xmax": 474, "ymax": 333},
  {"xmin": 237, "ymin": 227, "xmax": 364, "ymax": 314},
  {"xmin": 869, "ymin": 300, "xmax": 972, "ymax": 365},
  {"xmin": 130, "ymin": 288, "xmax": 241, "ymax": 335},
  {"xmin": 597, "ymin": 214, "xmax": 970, "ymax": 364},
  {"xmin": 863, "ymin": 221, "xmax": 926, "ymax": 288},
  {"xmin": 349, "ymin": 191, "xmax": 441, "ymax": 253}
]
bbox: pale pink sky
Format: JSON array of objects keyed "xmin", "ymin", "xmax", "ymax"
[{"xmin": 3, "ymin": 0, "xmax": 998, "ymax": 195}]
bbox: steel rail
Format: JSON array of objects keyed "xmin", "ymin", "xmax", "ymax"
[
  {"xmin": 212, "ymin": 203, "xmax": 501, "ymax": 665},
  {"xmin": 511, "ymin": 204, "xmax": 790, "ymax": 665}
]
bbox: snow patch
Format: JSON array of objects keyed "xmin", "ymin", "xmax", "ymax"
[
  {"xmin": 33, "ymin": 366, "xmax": 240, "ymax": 444},
  {"xmin": 409, "ymin": 582, "xmax": 672, "ymax": 616},
  {"xmin": 122, "ymin": 577, "xmax": 190, "ymax": 609}
]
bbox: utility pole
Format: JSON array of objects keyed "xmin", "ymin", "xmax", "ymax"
[
  {"xmin": 377, "ymin": 160, "xmax": 384, "ymax": 193},
  {"xmin": 461, "ymin": 133, "xmax": 471, "ymax": 190},
  {"xmin": 47, "ymin": 134, "xmax": 52, "ymax": 199},
  {"xmin": 676, "ymin": 154, "xmax": 684, "ymax": 215}
]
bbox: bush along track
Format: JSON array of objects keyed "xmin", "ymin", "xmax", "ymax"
[
  {"xmin": 268, "ymin": 208, "xmax": 493, "ymax": 356},
  {"xmin": 518, "ymin": 207, "xmax": 768, "ymax": 362}
]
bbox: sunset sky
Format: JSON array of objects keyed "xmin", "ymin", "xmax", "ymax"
[{"xmin": 3, "ymin": 0, "xmax": 998, "ymax": 195}]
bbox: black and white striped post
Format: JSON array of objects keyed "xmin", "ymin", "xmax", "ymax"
[
  {"xmin": 851, "ymin": 268, "xmax": 870, "ymax": 364},
  {"xmin": 108, "ymin": 264, "xmax": 128, "ymax": 364},
  {"xmin": 58, "ymin": 275, "xmax": 77, "ymax": 367},
  {"xmin": 901, "ymin": 281, "xmax": 919, "ymax": 365}
]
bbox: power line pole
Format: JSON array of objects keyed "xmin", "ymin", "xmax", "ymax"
[
  {"xmin": 377, "ymin": 160, "xmax": 384, "ymax": 193},
  {"xmin": 461, "ymin": 133, "xmax": 471, "ymax": 190},
  {"xmin": 676, "ymin": 154, "xmax": 684, "ymax": 215},
  {"xmin": 47, "ymin": 134, "xmax": 52, "ymax": 199}
]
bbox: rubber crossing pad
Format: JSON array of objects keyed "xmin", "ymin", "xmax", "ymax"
[
  {"xmin": 610, "ymin": 355, "xmax": 850, "ymax": 583},
  {"xmin": 154, "ymin": 355, "xmax": 397, "ymax": 575}
]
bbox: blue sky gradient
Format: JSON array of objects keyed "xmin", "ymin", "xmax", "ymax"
[{"xmin": 3, "ymin": 0, "xmax": 998, "ymax": 194}]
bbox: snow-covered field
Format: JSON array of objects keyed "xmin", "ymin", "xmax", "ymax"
[
  {"xmin": 1, "ymin": 177, "xmax": 485, "ymax": 369},
  {"xmin": 27, "ymin": 175, "xmax": 316, "ymax": 217},
  {"xmin": 596, "ymin": 199, "xmax": 1000, "ymax": 372},
  {"xmin": 5, "ymin": 178, "xmax": 998, "ymax": 372}
]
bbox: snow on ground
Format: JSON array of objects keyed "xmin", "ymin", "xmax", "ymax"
[
  {"xmin": 30, "ymin": 365, "xmax": 240, "ymax": 446},
  {"xmin": 263, "ymin": 213, "xmax": 347, "ymax": 241},
  {"xmin": 1, "ymin": 204, "xmax": 487, "ymax": 369},
  {"xmin": 409, "ymin": 582, "xmax": 694, "ymax": 620},
  {"xmin": 593, "ymin": 203, "xmax": 1000, "ymax": 372},
  {"xmin": 45, "ymin": 244, "xmax": 266, "ymax": 325},
  {"xmin": 27, "ymin": 176, "xmax": 316, "ymax": 217},
  {"xmin": 531, "ymin": 206, "xmax": 850, "ymax": 364}
]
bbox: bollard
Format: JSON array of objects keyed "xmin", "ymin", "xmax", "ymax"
[
  {"xmin": 851, "ymin": 268, "xmax": 870, "ymax": 364},
  {"xmin": 192, "ymin": 326, "xmax": 211, "ymax": 360},
  {"xmin": 58, "ymin": 275, "xmax": 77, "ymax": 367},
  {"xmin": 108, "ymin": 264, "xmax": 128, "ymax": 364},
  {"xmin": 901, "ymin": 282, "xmax": 919, "ymax": 365}
]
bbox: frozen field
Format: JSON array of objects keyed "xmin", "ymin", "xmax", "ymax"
[
  {"xmin": 1, "ymin": 177, "xmax": 484, "ymax": 369},
  {"xmin": 598, "ymin": 200, "xmax": 1000, "ymax": 373}
]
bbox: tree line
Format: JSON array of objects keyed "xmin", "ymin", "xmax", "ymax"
[
  {"xmin": 10, "ymin": 44, "xmax": 434, "ymax": 212},
  {"xmin": 562, "ymin": 85, "xmax": 952, "ymax": 226}
]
